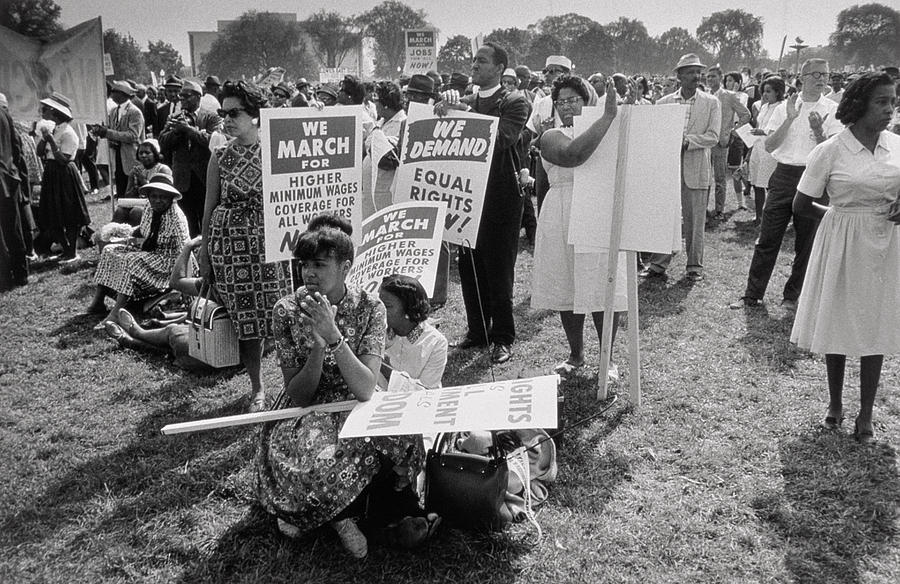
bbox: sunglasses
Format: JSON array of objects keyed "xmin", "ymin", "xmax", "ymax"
[{"xmin": 217, "ymin": 107, "xmax": 246, "ymax": 118}]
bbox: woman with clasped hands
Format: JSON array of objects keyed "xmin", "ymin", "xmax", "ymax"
[
  {"xmin": 531, "ymin": 75, "xmax": 630, "ymax": 383},
  {"xmin": 791, "ymin": 73, "xmax": 900, "ymax": 444}
]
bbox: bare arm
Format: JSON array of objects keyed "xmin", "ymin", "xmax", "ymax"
[
  {"xmin": 168, "ymin": 236, "xmax": 203, "ymax": 294},
  {"xmin": 197, "ymin": 154, "xmax": 221, "ymax": 281},
  {"xmin": 540, "ymin": 79, "xmax": 619, "ymax": 168},
  {"xmin": 765, "ymin": 95, "xmax": 799, "ymax": 153}
]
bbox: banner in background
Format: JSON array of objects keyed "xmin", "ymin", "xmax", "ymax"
[
  {"xmin": 260, "ymin": 106, "xmax": 364, "ymax": 262},
  {"xmin": 0, "ymin": 18, "xmax": 106, "ymax": 135},
  {"xmin": 347, "ymin": 201, "xmax": 446, "ymax": 296},
  {"xmin": 394, "ymin": 102, "xmax": 498, "ymax": 247},
  {"xmin": 339, "ymin": 375, "xmax": 559, "ymax": 438},
  {"xmin": 403, "ymin": 29, "xmax": 437, "ymax": 75},
  {"xmin": 319, "ymin": 67, "xmax": 355, "ymax": 84}
]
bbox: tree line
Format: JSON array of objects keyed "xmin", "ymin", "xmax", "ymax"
[{"xmin": 2, "ymin": 0, "xmax": 898, "ymax": 81}]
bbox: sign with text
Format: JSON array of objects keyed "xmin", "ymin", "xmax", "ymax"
[
  {"xmin": 260, "ymin": 106, "xmax": 364, "ymax": 262},
  {"xmin": 319, "ymin": 67, "xmax": 355, "ymax": 84},
  {"xmin": 394, "ymin": 102, "xmax": 498, "ymax": 247},
  {"xmin": 0, "ymin": 18, "xmax": 106, "ymax": 138},
  {"xmin": 339, "ymin": 375, "xmax": 559, "ymax": 438},
  {"xmin": 403, "ymin": 29, "xmax": 437, "ymax": 75},
  {"xmin": 347, "ymin": 201, "xmax": 446, "ymax": 296}
]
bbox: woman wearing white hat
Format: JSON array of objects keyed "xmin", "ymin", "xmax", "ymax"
[
  {"xmin": 89, "ymin": 173, "xmax": 190, "ymax": 328},
  {"xmin": 34, "ymin": 92, "xmax": 90, "ymax": 262}
]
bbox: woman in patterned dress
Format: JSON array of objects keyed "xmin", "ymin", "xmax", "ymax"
[
  {"xmin": 256, "ymin": 227, "xmax": 425, "ymax": 559},
  {"xmin": 89, "ymin": 173, "xmax": 190, "ymax": 327},
  {"xmin": 198, "ymin": 81, "xmax": 291, "ymax": 412}
]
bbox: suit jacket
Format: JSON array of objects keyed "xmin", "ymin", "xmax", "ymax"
[
  {"xmin": 658, "ymin": 89, "xmax": 721, "ymax": 190},
  {"xmin": 106, "ymin": 100, "xmax": 146, "ymax": 179},
  {"xmin": 469, "ymin": 87, "xmax": 530, "ymax": 228},
  {"xmin": 714, "ymin": 88, "xmax": 751, "ymax": 147},
  {"xmin": 158, "ymin": 108, "xmax": 223, "ymax": 193},
  {"xmin": 142, "ymin": 98, "xmax": 158, "ymax": 137},
  {"xmin": 153, "ymin": 101, "xmax": 177, "ymax": 142}
]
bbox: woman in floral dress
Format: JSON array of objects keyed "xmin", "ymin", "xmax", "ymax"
[{"xmin": 198, "ymin": 81, "xmax": 291, "ymax": 412}]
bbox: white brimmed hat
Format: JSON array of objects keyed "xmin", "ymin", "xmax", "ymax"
[
  {"xmin": 39, "ymin": 92, "xmax": 73, "ymax": 120},
  {"xmin": 502, "ymin": 68, "xmax": 517, "ymax": 79},
  {"xmin": 674, "ymin": 53, "xmax": 706, "ymax": 71},
  {"xmin": 139, "ymin": 173, "xmax": 182, "ymax": 200},
  {"xmin": 544, "ymin": 56, "xmax": 572, "ymax": 71}
]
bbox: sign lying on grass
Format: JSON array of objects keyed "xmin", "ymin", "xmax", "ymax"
[
  {"xmin": 347, "ymin": 201, "xmax": 446, "ymax": 296},
  {"xmin": 394, "ymin": 102, "xmax": 498, "ymax": 247},
  {"xmin": 338, "ymin": 375, "xmax": 559, "ymax": 438},
  {"xmin": 260, "ymin": 106, "xmax": 364, "ymax": 262}
]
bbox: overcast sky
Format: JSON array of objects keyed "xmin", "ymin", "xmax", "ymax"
[{"xmin": 57, "ymin": 0, "xmax": 853, "ymax": 66}]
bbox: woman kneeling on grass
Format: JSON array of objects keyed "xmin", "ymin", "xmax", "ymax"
[
  {"xmin": 89, "ymin": 173, "xmax": 190, "ymax": 328},
  {"xmin": 256, "ymin": 227, "xmax": 432, "ymax": 559},
  {"xmin": 791, "ymin": 72, "xmax": 900, "ymax": 444}
]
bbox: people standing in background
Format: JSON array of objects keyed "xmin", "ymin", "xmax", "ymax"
[
  {"xmin": 527, "ymin": 55, "xmax": 571, "ymax": 214},
  {"xmin": 200, "ymin": 76, "xmax": 222, "ymax": 114},
  {"xmin": 93, "ymin": 81, "xmax": 145, "ymax": 199},
  {"xmin": 0, "ymin": 91, "xmax": 30, "ymax": 289},
  {"xmin": 707, "ymin": 66, "xmax": 751, "ymax": 219},
  {"xmin": 747, "ymin": 76, "xmax": 786, "ymax": 224},
  {"xmin": 153, "ymin": 76, "xmax": 182, "ymax": 143}
]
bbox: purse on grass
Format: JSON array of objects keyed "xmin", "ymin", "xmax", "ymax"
[
  {"xmin": 187, "ymin": 284, "xmax": 240, "ymax": 368},
  {"xmin": 424, "ymin": 431, "xmax": 509, "ymax": 532}
]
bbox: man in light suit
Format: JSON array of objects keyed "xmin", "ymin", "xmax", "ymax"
[
  {"xmin": 641, "ymin": 53, "xmax": 721, "ymax": 282},
  {"xmin": 159, "ymin": 80, "xmax": 222, "ymax": 236},
  {"xmin": 94, "ymin": 80, "xmax": 145, "ymax": 198}
]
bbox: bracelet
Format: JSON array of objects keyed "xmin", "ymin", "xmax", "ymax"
[{"xmin": 326, "ymin": 335, "xmax": 344, "ymax": 351}]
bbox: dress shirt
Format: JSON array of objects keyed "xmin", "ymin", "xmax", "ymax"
[{"xmin": 766, "ymin": 94, "xmax": 843, "ymax": 165}]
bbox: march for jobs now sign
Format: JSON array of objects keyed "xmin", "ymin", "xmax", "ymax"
[
  {"xmin": 394, "ymin": 102, "xmax": 498, "ymax": 247},
  {"xmin": 347, "ymin": 202, "xmax": 446, "ymax": 296},
  {"xmin": 260, "ymin": 106, "xmax": 364, "ymax": 262},
  {"xmin": 403, "ymin": 29, "xmax": 437, "ymax": 75},
  {"xmin": 338, "ymin": 375, "xmax": 559, "ymax": 438}
]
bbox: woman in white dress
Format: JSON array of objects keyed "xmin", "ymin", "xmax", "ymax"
[
  {"xmin": 531, "ymin": 75, "xmax": 627, "ymax": 378},
  {"xmin": 791, "ymin": 72, "xmax": 900, "ymax": 443},
  {"xmin": 748, "ymin": 77, "xmax": 785, "ymax": 223}
]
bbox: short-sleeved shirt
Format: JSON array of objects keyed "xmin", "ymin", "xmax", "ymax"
[
  {"xmin": 272, "ymin": 286, "xmax": 386, "ymax": 404},
  {"xmin": 383, "ymin": 320, "xmax": 448, "ymax": 389},
  {"xmin": 765, "ymin": 94, "xmax": 843, "ymax": 165},
  {"xmin": 44, "ymin": 122, "xmax": 78, "ymax": 158},
  {"xmin": 798, "ymin": 128, "xmax": 900, "ymax": 208}
]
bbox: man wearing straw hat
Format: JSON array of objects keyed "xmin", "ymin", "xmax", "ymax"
[
  {"xmin": 93, "ymin": 80, "xmax": 145, "ymax": 198},
  {"xmin": 641, "ymin": 53, "xmax": 721, "ymax": 283}
]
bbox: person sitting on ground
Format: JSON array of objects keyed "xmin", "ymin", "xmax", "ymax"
[
  {"xmin": 256, "ymin": 226, "xmax": 432, "ymax": 559},
  {"xmin": 377, "ymin": 274, "xmax": 448, "ymax": 390},
  {"xmin": 104, "ymin": 236, "xmax": 209, "ymax": 370},
  {"xmin": 89, "ymin": 173, "xmax": 190, "ymax": 328},
  {"xmin": 113, "ymin": 138, "xmax": 171, "ymax": 225}
]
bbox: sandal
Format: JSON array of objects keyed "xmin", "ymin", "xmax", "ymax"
[
  {"xmin": 248, "ymin": 391, "xmax": 267, "ymax": 413},
  {"xmin": 553, "ymin": 359, "xmax": 584, "ymax": 376},
  {"xmin": 853, "ymin": 418, "xmax": 875, "ymax": 445},
  {"xmin": 821, "ymin": 409, "xmax": 844, "ymax": 430}
]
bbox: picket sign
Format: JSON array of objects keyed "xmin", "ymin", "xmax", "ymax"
[
  {"xmin": 160, "ymin": 400, "xmax": 357, "ymax": 435},
  {"xmin": 598, "ymin": 106, "xmax": 641, "ymax": 406}
]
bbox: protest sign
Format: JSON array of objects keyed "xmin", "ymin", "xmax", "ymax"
[
  {"xmin": 319, "ymin": 67, "xmax": 355, "ymax": 84},
  {"xmin": 256, "ymin": 66, "xmax": 285, "ymax": 87},
  {"xmin": 347, "ymin": 201, "xmax": 446, "ymax": 296},
  {"xmin": 571, "ymin": 104, "xmax": 683, "ymax": 254},
  {"xmin": 260, "ymin": 106, "xmax": 364, "ymax": 262},
  {"xmin": 0, "ymin": 18, "xmax": 106, "ymax": 136},
  {"xmin": 403, "ymin": 29, "xmax": 437, "ymax": 75},
  {"xmin": 339, "ymin": 375, "xmax": 559, "ymax": 438},
  {"xmin": 394, "ymin": 102, "xmax": 498, "ymax": 247}
]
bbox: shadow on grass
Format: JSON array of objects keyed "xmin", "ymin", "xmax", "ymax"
[
  {"xmin": 175, "ymin": 504, "xmax": 529, "ymax": 584},
  {"xmin": 736, "ymin": 307, "xmax": 804, "ymax": 372},
  {"xmin": 637, "ymin": 279, "xmax": 692, "ymax": 321},
  {"xmin": 753, "ymin": 432, "xmax": 900, "ymax": 584},
  {"xmin": 0, "ymin": 401, "xmax": 250, "ymax": 550},
  {"xmin": 50, "ymin": 313, "xmax": 103, "ymax": 349},
  {"xmin": 722, "ymin": 218, "xmax": 762, "ymax": 247}
]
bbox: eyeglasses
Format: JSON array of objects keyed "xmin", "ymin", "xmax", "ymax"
[
  {"xmin": 217, "ymin": 108, "xmax": 246, "ymax": 118},
  {"xmin": 802, "ymin": 71, "xmax": 828, "ymax": 79},
  {"xmin": 554, "ymin": 96, "xmax": 583, "ymax": 108},
  {"xmin": 179, "ymin": 93, "xmax": 198, "ymax": 100}
]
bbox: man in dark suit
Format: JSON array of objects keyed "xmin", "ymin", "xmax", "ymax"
[
  {"xmin": 153, "ymin": 76, "xmax": 182, "ymax": 142},
  {"xmin": 0, "ymin": 95, "xmax": 29, "ymax": 289},
  {"xmin": 158, "ymin": 80, "xmax": 222, "ymax": 236},
  {"xmin": 435, "ymin": 41, "xmax": 530, "ymax": 363}
]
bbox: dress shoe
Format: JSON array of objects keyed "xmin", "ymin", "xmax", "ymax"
[
  {"xmin": 454, "ymin": 336, "xmax": 487, "ymax": 349},
  {"xmin": 490, "ymin": 343, "xmax": 511, "ymax": 364},
  {"xmin": 638, "ymin": 267, "xmax": 667, "ymax": 280},
  {"xmin": 729, "ymin": 297, "xmax": 763, "ymax": 309},
  {"xmin": 781, "ymin": 299, "xmax": 798, "ymax": 312},
  {"xmin": 686, "ymin": 272, "xmax": 704, "ymax": 282}
]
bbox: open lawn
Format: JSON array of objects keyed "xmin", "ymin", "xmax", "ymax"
[{"xmin": 1, "ymin": 189, "xmax": 899, "ymax": 583}]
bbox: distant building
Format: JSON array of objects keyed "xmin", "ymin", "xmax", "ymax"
[{"xmin": 188, "ymin": 13, "xmax": 375, "ymax": 81}]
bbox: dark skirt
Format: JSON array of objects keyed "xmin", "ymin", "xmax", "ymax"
[{"xmin": 35, "ymin": 159, "xmax": 90, "ymax": 234}]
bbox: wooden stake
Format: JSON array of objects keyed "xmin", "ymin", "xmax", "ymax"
[
  {"xmin": 160, "ymin": 400, "xmax": 358, "ymax": 435},
  {"xmin": 626, "ymin": 250, "xmax": 641, "ymax": 407}
]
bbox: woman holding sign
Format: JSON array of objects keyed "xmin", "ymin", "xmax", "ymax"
[
  {"xmin": 256, "ymin": 227, "xmax": 428, "ymax": 558},
  {"xmin": 198, "ymin": 81, "xmax": 292, "ymax": 412},
  {"xmin": 531, "ymin": 75, "xmax": 628, "ymax": 380}
]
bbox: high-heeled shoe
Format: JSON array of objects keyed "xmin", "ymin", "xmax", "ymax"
[
  {"xmin": 332, "ymin": 518, "xmax": 368, "ymax": 559},
  {"xmin": 853, "ymin": 418, "xmax": 875, "ymax": 445}
]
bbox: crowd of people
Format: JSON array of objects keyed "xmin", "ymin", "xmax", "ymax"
[{"xmin": 1, "ymin": 37, "xmax": 900, "ymax": 558}]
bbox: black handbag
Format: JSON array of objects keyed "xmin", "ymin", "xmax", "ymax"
[{"xmin": 424, "ymin": 432, "xmax": 509, "ymax": 532}]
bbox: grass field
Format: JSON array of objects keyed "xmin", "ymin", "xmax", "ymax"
[{"xmin": 1, "ymin": 188, "xmax": 898, "ymax": 583}]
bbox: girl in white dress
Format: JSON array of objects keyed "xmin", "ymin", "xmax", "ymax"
[
  {"xmin": 791, "ymin": 73, "xmax": 900, "ymax": 443},
  {"xmin": 531, "ymin": 75, "xmax": 627, "ymax": 378}
]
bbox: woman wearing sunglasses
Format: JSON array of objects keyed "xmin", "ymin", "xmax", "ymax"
[{"xmin": 198, "ymin": 81, "xmax": 292, "ymax": 412}]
